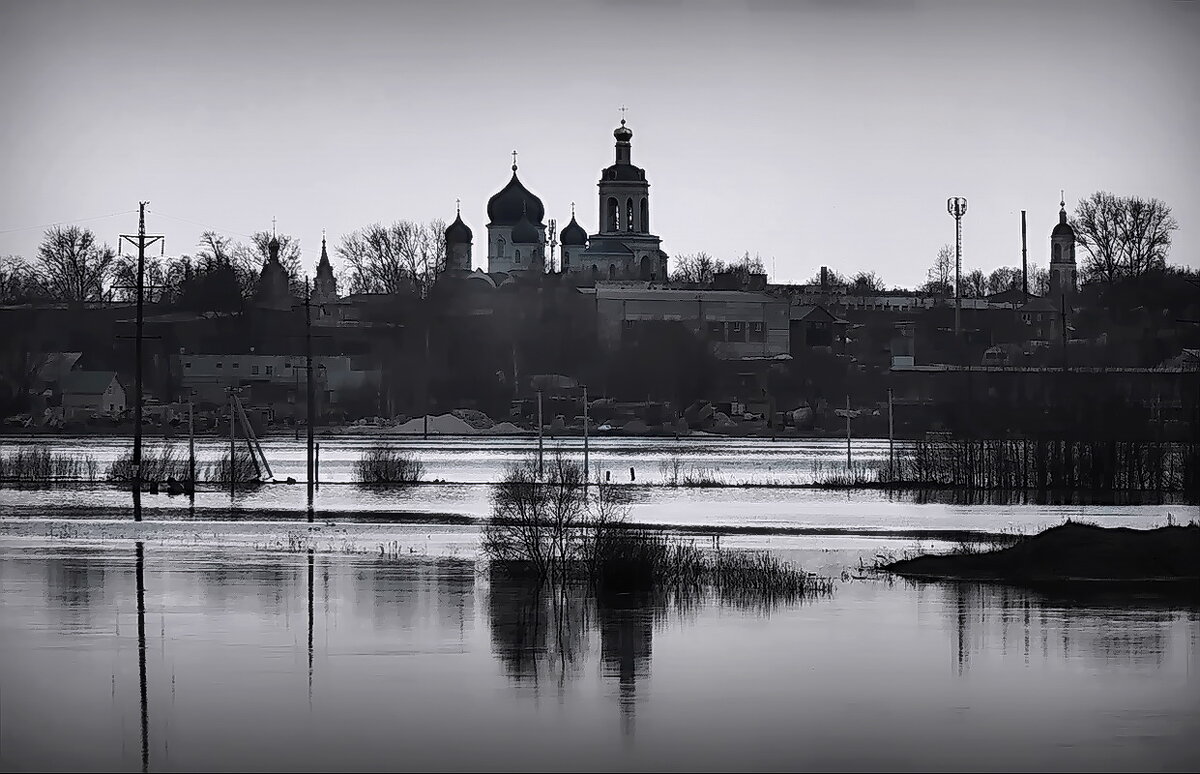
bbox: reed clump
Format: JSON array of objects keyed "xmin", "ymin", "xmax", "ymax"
[
  {"xmin": 105, "ymin": 444, "xmax": 189, "ymax": 482},
  {"xmin": 354, "ymin": 446, "xmax": 424, "ymax": 485},
  {"xmin": 202, "ymin": 448, "xmax": 260, "ymax": 484},
  {"xmin": 485, "ymin": 453, "xmax": 832, "ymax": 603},
  {"xmin": 0, "ymin": 445, "xmax": 98, "ymax": 485}
]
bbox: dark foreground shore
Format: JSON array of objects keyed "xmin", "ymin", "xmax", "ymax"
[{"xmin": 887, "ymin": 522, "xmax": 1200, "ymax": 588}]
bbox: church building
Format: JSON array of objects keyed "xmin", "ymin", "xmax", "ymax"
[
  {"xmin": 443, "ymin": 118, "xmax": 670, "ymax": 285},
  {"xmin": 1047, "ymin": 195, "xmax": 1077, "ymax": 305}
]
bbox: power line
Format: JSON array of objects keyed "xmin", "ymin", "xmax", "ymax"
[
  {"xmin": 0, "ymin": 209, "xmax": 138, "ymax": 236},
  {"xmin": 151, "ymin": 211, "xmax": 255, "ymax": 240}
]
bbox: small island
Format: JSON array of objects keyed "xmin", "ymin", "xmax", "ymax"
[{"xmin": 886, "ymin": 521, "xmax": 1200, "ymax": 587}]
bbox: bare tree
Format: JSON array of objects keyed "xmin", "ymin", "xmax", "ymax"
[
  {"xmin": 109, "ymin": 254, "xmax": 168, "ymax": 303},
  {"xmin": 921, "ymin": 244, "xmax": 954, "ymax": 295},
  {"xmin": 1119, "ymin": 196, "xmax": 1177, "ymax": 278},
  {"xmin": 986, "ymin": 266, "xmax": 1021, "ymax": 295},
  {"xmin": 337, "ymin": 220, "xmax": 446, "ymax": 297},
  {"xmin": 670, "ymin": 252, "xmax": 719, "ymax": 284},
  {"xmin": 1072, "ymin": 191, "xmax": 1125, "ymax": 284},
  {"xmin": 961, "ymin": 269, "xmax": 988, "ymax": 298},
  {"xmin": 850, "ymin": 270, "xmax": 885, "ymax": 294},
  {"xmin": 0, "ymin": 255, "xmax": 37, "ymax": 303},
  {"xmin": 32, "ymin": 226, "xmax": 116, "ymax": 303}
]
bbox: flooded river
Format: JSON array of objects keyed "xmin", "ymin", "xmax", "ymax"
[
  {"xmin": 1, "ymin": 437, "xmax": 1196, "ymax": 770},
  {"xmin": 0, "ymin": 541, "xmax": 1196, "ymax": 772}
]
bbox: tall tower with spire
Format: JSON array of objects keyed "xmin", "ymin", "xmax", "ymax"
[
  {"xmin": 578, "ymin": 115, "xmax": 667, "ymax": 283},
  {"xmin": 312, "ymin": 230, "xmax": 338, "ymax": 305},
  {"xmin": 1048, "ymin": 193, "xmax": 1077, "ymax": 304}
]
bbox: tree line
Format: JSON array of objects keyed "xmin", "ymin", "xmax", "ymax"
[{"xmin": 0, "ymin": 220, "xmax": 447, "ymax": 308}]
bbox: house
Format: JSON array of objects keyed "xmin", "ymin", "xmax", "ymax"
[
  {"xmin": 789, "ymin": 305, "xmax": 846, "ymax": 354},
  {"xmin": 59, "ymin": 371, "xmax": 126, "ymax": 418}
]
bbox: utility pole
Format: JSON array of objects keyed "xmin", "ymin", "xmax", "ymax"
[
  {"xmin": 1021, "ymin": 210, "xmax": 1028, "ymax": 298},
  {"xmin": 887, "ymin": 387, "xmax": 895, "ymax": 480},
  {"xmin": 947, "ymin": 197, "xmax": 967, "ymax": 342},
  {"xmin": 228, "ymin": 387, "xmax": 236, "ymax": 500},
  {"xmin": 118, "ymin": 203, "xmax": 163, "ymax": 503},
  {"xmin": 537, "ymin": 389, "xmax": 544, "ymax": 478},
  {"xmin": 845, "ymin": 394, "xmax": 852, "ymax": 469},
  {"xmin": 305, "ymin": 278, "xmax": 315, "ymax": 514},
  {"xmin": 187, "ymin": 397, "xmax": 195, "ymax": 497},
  {"xmin": 582, "ymin": 385, "xmax": 590, "ymax": 488}
]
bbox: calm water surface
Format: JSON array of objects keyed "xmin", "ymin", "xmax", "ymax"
[{"xmin": 1, "ymin": 541, "xmax": 1196, "ymax": 772}]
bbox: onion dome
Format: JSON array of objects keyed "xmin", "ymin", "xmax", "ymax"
[
  {"xmin": 511, "ymin": 205, "xmax": 539, "ymax": 244},
  {"xmin": 614, "ymin": 118, "xmax": 633, "ymax": 143},
  {"xmin": 487, "ymin": 158, "xmax": 545, "ymax": 226},
  {"xmin": 1052, "ymin": 198, "xmax": 1075, "ymax": 239},
  {"xmin": 445, "ymin": 212, "xmax": 473, "ymax": 245},
  {"xmin": 267, "ymin": 234, "xmax": 281, "ymax": 262},
  {"xmin": 560, "ymin": 210, "xmax": 587, "ymax": 246}
]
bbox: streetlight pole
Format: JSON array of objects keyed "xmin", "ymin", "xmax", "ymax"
[{"xmin": 947, "ymin": 196, "xmax": 967, "ymax": 343}]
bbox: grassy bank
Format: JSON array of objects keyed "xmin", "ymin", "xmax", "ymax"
[{"xmin": 886, "ymin": 521, "xmax": 1200, "ymax": 586}]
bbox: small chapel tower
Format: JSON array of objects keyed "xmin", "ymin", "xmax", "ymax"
[
  {"xmin": 445, "ymin": 200, "xmax": 474, "ymax": 272},
  {"xmin": 312, "ymin": 230, "xmax": 339, "ymax": 305},
  {"xmin": 1049, "ymin": 194, "xmax": 1077, "ymax": 304}
]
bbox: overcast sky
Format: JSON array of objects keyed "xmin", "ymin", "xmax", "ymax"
[{"xmin": 1, "ymin": 0, "xmax": 1197, "ymax": 288}]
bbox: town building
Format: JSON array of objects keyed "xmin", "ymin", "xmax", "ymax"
[{"xmin": 59, "ymin": 371, "xmax": 125, "ymax": 418}]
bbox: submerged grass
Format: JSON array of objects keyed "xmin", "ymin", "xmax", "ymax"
[
  {"xmin": 106, "ymin": 444, "xmax": 190, "ymax": 482},
  {"xmin": 0, "ymin": 445, "xmax": 98, "ymax": 485},
  {"xmin": 354, "ymin": 446, "xmax": 424, "ymax": 485},
  {"xmin": 202, "ymin": 448, "xmax": 261, "ymax": 485}
]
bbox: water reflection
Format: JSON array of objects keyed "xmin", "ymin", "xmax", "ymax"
[
  {"xmin": 3, "ymin": 545, "xmax": 1197, "ymax": 771},
  {"xmin": 929, "ymin": 580, "xmax": 1191, "ymax": 675},
  {"xmin": 136, "ymin": 542, "xmax": 148, "ymax": 774}
]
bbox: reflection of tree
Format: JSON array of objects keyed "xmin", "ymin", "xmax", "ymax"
[
  {"xmin": 43, "ymin": 549, "xmax": 110, "ymax": 629},
  {"xmin": 937, "ymin": 582, "xmax": 1176, "ymax": 674},
  {"xmin": 486, "ymin": 567, "xmax": 591, "ymax": 688},
  {"xmin": 596, "ymin": 590, "xmax": 654, "ymax": 739}
]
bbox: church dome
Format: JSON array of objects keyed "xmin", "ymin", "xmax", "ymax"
[
  {"xmin": 445, "ymin": 213, "xmax": 473, "ymax": 244},
  {"xmin": 1052, "ymin": 204, "xmax": 1075, "ymax": 239},
  {"xmin": 511, "ymin": 208, "xmax": 539, "ymax": 244},
  {"xmin": 560, "ymin": 215, "xmax": 587, "ymax": 246},
  {"xmin": 487, "ymin": 169, "xmax": 545, "ymax": 226},
  {"xmin": 614, "ymin": 120, "xmax": 633, "ymax": 143}
]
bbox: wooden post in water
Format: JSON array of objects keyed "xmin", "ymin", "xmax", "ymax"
[
  {"xmin": 537, "ymin": 389, "xmax": 544, "ymax": 479},
  {"xmin": 315, "ymin": 442, "xmax": 320, "ymax": 491}
]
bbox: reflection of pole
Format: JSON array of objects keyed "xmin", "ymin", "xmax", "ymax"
[
  {"xmin": 315, "ymin": 442, "xmax": 320, "ymax": 491},
  {"xmin": 583, "ymin": 385, "xmax": 590, "ymax": 487},
  {"xmin": 136, "ymin": 541, "xmax": 149, "ymax": 774},
  {"xmin": 537, "ymin": 390, "xmax": 544, "ymax": 478},
  {"xmin": 307, "ymin": 549, "xmax": 314, "ymax": 706},
  {"xmin": 845, "ymin": 394, "xmax": 852, "ymax": 469}
]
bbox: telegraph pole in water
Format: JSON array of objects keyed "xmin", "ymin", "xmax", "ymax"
[
  {"xmin": 118, "ymin": 203, "xmax": 163, "ymax": 511},
  {"xmin": 537, "ymin": 389, "xmax": 544, "ymax": 478}
]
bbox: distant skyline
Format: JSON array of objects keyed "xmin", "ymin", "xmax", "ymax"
[{"xmin": 1, "ymin": 0, "xmax": 1197, "ymax": 288}]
